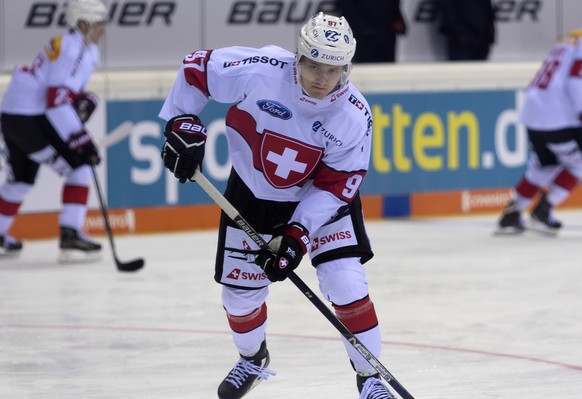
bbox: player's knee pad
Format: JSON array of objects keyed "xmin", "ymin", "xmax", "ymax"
[
  {"xmin": 548, "ymin": 141, "xmax": 582, "ymax": 167},
  {"xmin": 65, "ymin": 164, "xmax": 92, "ymax": 186},
  {"xmin": 316, "ymin": 257, "xmax": 369, "ymax": 305},
  {"xmin": 221, "ymin": 285, "xmax": 268, "ymax": 317},
  {"xmin": 525, "ymin": 168, "xmax": 560, "ymax": 188},
  {"xmin": 525, "ymin": 156, "xmax": 560, "ymax": 187},
  {"xmin": 0, "ymin": 182, "xmax": 33, "ymax": 204}
]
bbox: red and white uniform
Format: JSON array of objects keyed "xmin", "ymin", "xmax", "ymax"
[
  {"xmin": 1, "ymin": 29, "xmax": 99, "ymax": 141},
  {"xmin": 520, "ymin": 30, "xmax": 582, "ymax": 130},
  {"xmin": 159, "ymin": 45, "xmax": 372, "ymax": 236},
  {"xmin": 161, "ymin": 45, "xmax": 381, "ymax": 377},
  {"xmin": 509, "ymin": 29, "xmax": 582, "ymax": 216},
  {"xmin": 0, "ymin": 29, "xmax": 100, "ymax": 237}
]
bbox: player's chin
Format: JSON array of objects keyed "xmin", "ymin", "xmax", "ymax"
[{"xmin": 307, "ymin": 87, "xmax": 327, "ymax": 99}]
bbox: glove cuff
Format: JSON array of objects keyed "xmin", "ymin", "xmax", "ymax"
[{"xmin": 285, "ymin": 222, "xmax": 310, "ymax": 255}]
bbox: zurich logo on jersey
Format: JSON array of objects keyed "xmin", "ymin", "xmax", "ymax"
[{"xmin": 256, "ymin": 100, "xmax": 293, "ymax": 120}]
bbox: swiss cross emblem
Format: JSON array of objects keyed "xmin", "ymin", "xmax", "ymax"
[
  {"xmin": 260, "ymin": 131, "xmax": 323, "ymax": 188},
  {"xmin": 226, "ymin": 268, "xmax": 241, "ymax": 280}
]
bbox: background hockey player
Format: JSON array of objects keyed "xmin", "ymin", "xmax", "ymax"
[
  {"xmin": 0, "ymin": 0, "xmax": 105, "ymax": 260},
  {"xmin": 159, "ymin": 12, "xmax": 397, "ymax": 399},
  {"xmin": 498, "ymin": 29, "xmax": 582, "ymax": 235}
]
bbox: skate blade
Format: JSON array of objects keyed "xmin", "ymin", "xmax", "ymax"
[
  {"xmin": 58, "ymin": 249, "xmax": 102, "ymax": 264},
  {"xmin": 526, "ymin": 220, "xmax": 560, "ymax": 237},
  {"xmin": 0, "ymin": 250, "xmax": 22, "ymax": 258},
  {"xmin": 493, "ymin": 226, "xmax": 525, "ymax": 236}
]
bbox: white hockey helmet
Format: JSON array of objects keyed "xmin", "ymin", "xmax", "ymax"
[
  {"xmin": 66, "ymin": 0, "xmax": 107, "ymax": 27},
  {"xmin": 297, "ymin": 12, "xmax": 356, "ymax": 67}
]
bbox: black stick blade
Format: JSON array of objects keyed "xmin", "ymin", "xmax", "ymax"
[{"xmin": 116, "ymin": 258, "xmax": 145, "ymax": 272}]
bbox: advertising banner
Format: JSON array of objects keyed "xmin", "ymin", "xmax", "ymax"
[
  {"xmin": 104, "ymin": 89, "xmax": 527, "ymax": 208},
  {"xmin": 5, "ymin": 87, "xmax": 582, "ymax": 239}
]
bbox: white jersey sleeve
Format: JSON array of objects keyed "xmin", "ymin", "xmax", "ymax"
[
  {"xmin": 45, "ymin": 33, "xmax": 100, "ymax": 139},
  {"xmin": 159, "ymin": 45, "xmax": 290, "ymax": 120}
]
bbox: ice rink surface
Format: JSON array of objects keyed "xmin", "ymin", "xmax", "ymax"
[{"xmin": 1, "ymin": 211, "xmax": 581, "ymax": 399}]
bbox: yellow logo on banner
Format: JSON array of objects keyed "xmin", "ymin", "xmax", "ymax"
[{"xmin": 371, "ymin": 104, "xmax": 480, "ymax": 173}]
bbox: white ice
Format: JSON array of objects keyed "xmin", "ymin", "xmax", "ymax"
[{"xmin": 1, "ymin": 211, "xmax": 581, "ymax": 399}]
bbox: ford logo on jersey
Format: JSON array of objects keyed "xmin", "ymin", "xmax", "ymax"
[{"xmin": 256, "ymin": 100, "xmax": 293, "ymax": 120}]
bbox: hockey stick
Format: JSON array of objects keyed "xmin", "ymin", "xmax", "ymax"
[
  {"xmin": 192, "ymin": 169, "xmax": 415, "ymax": 399},
  {"xmin": 90, "ymin": 165, "xmax": 144, "ymax": 272},
  {"xmin": 98, "ymin": 121, "xmax": 134, "ymax": 149}
]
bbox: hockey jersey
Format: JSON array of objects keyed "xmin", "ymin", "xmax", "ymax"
[
  {"xmin": 159, "ymin": 45, "xmax": 373, "ymax": 234},
  {"xmin": 520, "ymin": 29, "xmax": 582, "ymax": 130},
  {"xmin": 1, "ymin": 29, "xmax": 100, "ymax": 141}
]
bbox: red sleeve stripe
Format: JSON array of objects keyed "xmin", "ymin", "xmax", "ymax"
[
  {"xmin": 226, "ymin": 303, "xmax": 268, "ymax": 334},
  {"xmin": 46, "ymin": 86, "xmax": 76, "ymax": 109},
  {"xmin": 184, "ymin": 67, "xmax": 210, "ymax": 97},
  {"xmin": 333, "ymin": 296, "xmax": 378, "ymax": 334},
  {"xmin": 313, "ymin": 163, "xmax": 365, "ymax": 203},
  {"xmin": 183, "ymin": 50, "xmax": 213, "ymax": 96},
  {"xmin": 570, "ymin": 59, "xmax": 582, "ymax": 77}
]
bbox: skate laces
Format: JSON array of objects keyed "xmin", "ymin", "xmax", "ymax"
[
  {"xmin": 359, "ymin": 377, "xmax": 395, "ymax": 399},
  {"xmin": 78, "ymin": 230, "xmax": 98, "ymax": 243},
  {"xmin": 224, "ymin": 358, "xmax": 276, "ymax": 388}
]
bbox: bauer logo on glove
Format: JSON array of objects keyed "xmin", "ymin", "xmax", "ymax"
[
  {"xmin": 177, "ymin": 121, "xmax": 206, "ymax": 134},
  {"xmin": 161, "ymin": 114, "xmax": 207, "ymax": 183}
]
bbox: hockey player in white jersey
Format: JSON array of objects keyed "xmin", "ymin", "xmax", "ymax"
[
  {"xmin": 0, "ymin": 0, "xmax": 106, "ymax": 260},
  {"xmin": 498, "ymin": 29, "xmax": 582, "ymax": 235},
  {"xmin": 160, "ymin": 12, "xmax": 396, "ymax": 399}
]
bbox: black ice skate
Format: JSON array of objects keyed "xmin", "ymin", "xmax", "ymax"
[
  {"xmin": 217, "ymin": 341, "xmax": 276, "ymax": 399},
  {"xmin": 357, "ymin": 374, "xmax": 396, "ymax": 399},
  {"xmin": 496, "ymin": 200, "xmax": 525, "ymax": 235},
  {"xmin": 0, "ymin": 234, "xmax": 23, "ymax": 256},
  {"xmin": 529, "ymin": 193, "xmax": 562, "ymax": 236},
  {"xmin": 59, "ymin": 226, "xmax": 102, "ymax": 263}
]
